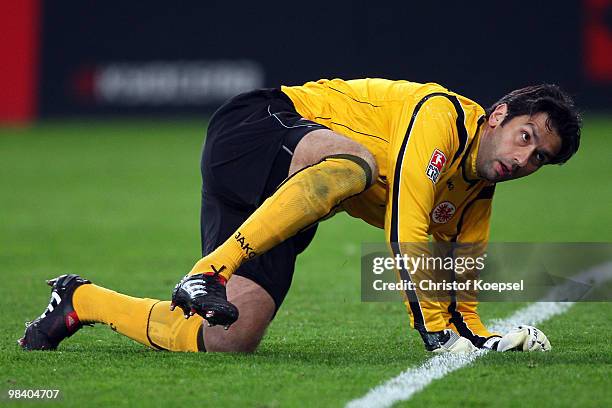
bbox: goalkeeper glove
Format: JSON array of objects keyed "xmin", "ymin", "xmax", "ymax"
[{"xmin": 482, "ymin": 325, "xmax": 551, "ymax": 352}]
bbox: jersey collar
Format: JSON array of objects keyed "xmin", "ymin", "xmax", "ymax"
[{"xmin": 461, "ymin": 116, "xmax": 485, "ymax": 184}]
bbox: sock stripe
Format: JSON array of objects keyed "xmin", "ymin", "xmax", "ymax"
[
  {"xmin": 325, "ymin": 154, "xmax": 373, "ymax": 187},
  {"xmin": 146, "ymin": 301, "xmax": 166, "ymax": 351},
  {"xmin": 197, "ymin": 324, "xmax": 206, "ymax": 352}
]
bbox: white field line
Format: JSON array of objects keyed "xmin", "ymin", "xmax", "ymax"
[{"xmin": 346, "ymin": 262, "xmax": 612, "ymax": 408}]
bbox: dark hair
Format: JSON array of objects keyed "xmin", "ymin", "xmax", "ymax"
[{"xmin": 487, "ymin": 84, "xmax": 581, "ymax": 164}]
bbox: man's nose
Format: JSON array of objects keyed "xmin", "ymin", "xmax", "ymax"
[{"xmin": 514, "ymin": 146, "xmax": 534, "ymax": 168}]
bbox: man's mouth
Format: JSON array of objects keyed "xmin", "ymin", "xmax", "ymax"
[{"xmin": 496, "ymin": 161, "xmax": 512, "ymax": 179}]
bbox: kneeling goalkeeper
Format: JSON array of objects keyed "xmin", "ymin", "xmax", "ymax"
[{"xmin": 20, "ymin": 79, "xmax": 580, "ymax": 353}]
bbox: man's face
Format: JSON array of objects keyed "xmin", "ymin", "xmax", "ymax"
[{"xmin": 476, "ymin": 104, "xmax": 562, "ymax": 183}]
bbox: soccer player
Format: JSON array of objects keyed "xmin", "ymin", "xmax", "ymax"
[{"xmin": 20, "ymin": 79, "xmax": 580, "ymax": 353}]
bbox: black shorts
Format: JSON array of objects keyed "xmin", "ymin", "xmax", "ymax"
[{"xmin": 200, "ymin": 88, "xmax": 329, "ymax": 313}]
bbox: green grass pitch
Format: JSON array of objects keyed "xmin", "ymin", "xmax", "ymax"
[{"xmin": 1, "ymin": 117, "xmax": 611, "ymax": 407}]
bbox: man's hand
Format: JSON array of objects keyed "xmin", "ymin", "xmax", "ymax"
[{"xmin": 483, "ymin": 325, "xmax": 551, "ymax": 352}]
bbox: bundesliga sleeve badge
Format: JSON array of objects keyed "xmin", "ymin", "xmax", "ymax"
[{"xmin": 426, "ymin": 148, "xmax": 447, "ymax": 183}]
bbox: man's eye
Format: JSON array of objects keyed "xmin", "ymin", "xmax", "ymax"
[{"xmin": 521, "ymin": 132, "xmax": 530, "ymax": 142}]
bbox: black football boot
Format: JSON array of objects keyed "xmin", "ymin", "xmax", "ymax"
[
  {"xmin": 18, "ymin": 274, "xmax": 91, "ymax": 350},
  {"xmin": 171, "ymin": 273, "xmax": 239, "ymax": 330}
]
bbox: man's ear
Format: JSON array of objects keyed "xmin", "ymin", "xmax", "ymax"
[{"xmin": 488, "ymin": 103, "xmax": 508, "ymax": 127}]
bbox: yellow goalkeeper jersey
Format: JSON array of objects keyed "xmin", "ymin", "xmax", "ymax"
[
  {"xmin": 282, "ymin": 79, "xmax": 497, "ymax": 339},
  {"xmin": 282, "ymin": 78, "xmax": 495, "ymax": 245}
]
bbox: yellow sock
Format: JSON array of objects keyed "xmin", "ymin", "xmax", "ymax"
[
  {"xmin": 73, "ymin": 284, "xmax": 158, "ymax": 348},
  {"xmin": 147, "ymin": 301, "xmax": 202, "ymax": 352},
  {"xmin": 191, "ymin": 155, "xmax": 371, "ymax": 280},
  {"xmin": 73, "ymin": 284, "xmax": 201, "ymax": 351}
]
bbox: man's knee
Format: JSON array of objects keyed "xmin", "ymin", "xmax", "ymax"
[
  {"xmin": 202, "ymin": 275, "xmax": 275, "ymax": 353},
  {"xmin": 203, "ymin": 328, "xmax": 262, "ymax": 353},
  {"xmin": 344, "ymin": 143, "xmax": 379, "ymax": 187},
  {"xmin": 290, "ymin": 129, "xmax": 379, "ymax": 185}
]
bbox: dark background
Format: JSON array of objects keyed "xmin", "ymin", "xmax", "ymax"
[{"xmin": 38, "ymin": 0, "xmax": 611, "ymax": 117}]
